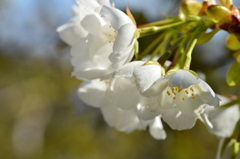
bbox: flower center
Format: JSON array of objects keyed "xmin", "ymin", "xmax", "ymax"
[
  {"xmin": 106, "ymin": 25, "xmax": 118, "ymax": 43},
  {"xmin": 166, "ymin": 86, "xmax": 196, "ymax": 100}
]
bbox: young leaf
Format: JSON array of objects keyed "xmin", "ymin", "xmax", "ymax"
[{"xmin": 227, "ymin": 61, "xmax": 240, "ymax": 86}]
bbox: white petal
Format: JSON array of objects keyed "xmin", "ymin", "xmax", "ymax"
[
  {"xmin": 198, "ymin": 80, "xmax": 220, "ymax": 108},
  {"xmin": 104, "ymin": 78, "xmax": 145, "ymax": 110},
  {"xmin": 142, "ymin": 76, "xmax": 169, "ymax": 97},
  {"xmin": 97, "ymin": 0, "xmax": 111, "ymax": 6},
  {"xmin": 70, "ymin": 37, "xmax": 89, "ymax": 57},
  {"xmin": 77, "ymin": 80, "xmax": 107, "ymax": 107},
  {"xmin": 71, "ymin": 5, "xmax": 79, "ymax": 17},
  {"xmin": 72, "ymin": 63, "xmax": 110, "ymax": 80},
  {"xmin": 168, "ymin": 70, "xmax": 201, "ymax": 89},
  {"xmin": 76, "ymin": 0, "xmax": 100, "ymax": 11},
  {"xmin": 162, "ymin": 108, "xmax": 196, "ymax": 130},
  {"xmin": 113, "ymin": 61, "xmax": 144, "ymax": 78},
  {"xmin": 134, "ymin": 63, "xmax": 162, "ymax": 94},
  {"xmin": 113, "ymin": 23, "xmax": 135, "ymax": 52},
  {"xmin": 57, "ymin": 18, "xmax": 88, "ymax": 46},
  {"xmin": 149, "ymin": 116, "xmax": 167, "ymax": 140},
  {"xmin": 100, "ymin": 5, "xmax": 133, "ymax": 30},
  {"xmin": 81, "ymin": 14, "xmax": 105, "ymax": 34},
  {"xmin": 205, "ymin": 105, "xmax": 239, "ymax": 138},
  {"xmin": 147, "ymin": 96, "xmax": 160, "ymax": 111},
  {"xmin": 101, "ymin": 99, "xmax": 142, "ymax": 133},
  {"xmin": 109, "ymin": 38, "xmax": 136, "ymax": 69},
  {"xmin": 176, "ymin": 92, "xmax": 206, "ymax": 117},
  {"xmin": 136, "ymin": 104, "xmax": 163, "ymax": 120}
]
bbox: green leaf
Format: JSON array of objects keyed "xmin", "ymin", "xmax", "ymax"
[
  {"xmin": 197, "ymin": 28, "xmax": 220, "ymax": 44},
  {"xmin": 226, "ymin": 34, "xmax": 240, "ymax": 51},
  {"xmin": 226, "ymin": 61, "xmax": 240, "ymax": 86}
]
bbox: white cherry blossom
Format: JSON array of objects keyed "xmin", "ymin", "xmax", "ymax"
[
  {"xmin": 202, "ymin": 95, "xmax": 240, "ymax": 138},
  {"xmin": 100, "ymin": 61, "xmax": 166, "ymax": 139},
  {"xmin": 58, "ymin": 1, "xmax": 138, "ymax": 80},
  {"xmin": 100, "ymin": 5, "xmax": 137, "ymax": 69},
  {"xmin": 57, "ymin": 0, "xmax": 111, "ymax": 46},
  {"xmin": 143, "ymin": 70, "xmax": 220, "ymax": 130},
  {"xmin": 77, "ymin": 72, "xmax": 166, "ymax": 140}
]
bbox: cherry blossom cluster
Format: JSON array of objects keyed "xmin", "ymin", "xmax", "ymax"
[{"xmin": 57, "ymin": 0, "xmax": 240, "ymax": 158}]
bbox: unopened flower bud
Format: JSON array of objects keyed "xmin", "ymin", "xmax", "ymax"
[
  {"xmin": 206, "ymin": 5, "xmax": 232, "ymax": 23},
  {"xmin": 181, "ymin": 0, "xmax": 202, "ymax": 16}
]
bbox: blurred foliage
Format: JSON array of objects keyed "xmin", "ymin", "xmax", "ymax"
[{"xmin": 0, "ymin": 47, "xmax": 219, "ymax": 159}]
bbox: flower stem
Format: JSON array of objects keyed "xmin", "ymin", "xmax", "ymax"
[
  {"xmin": 149, "ymin": 32, "xmax": 173, "ymax": 60},
  {"xmin": 220, "ymin": 99, "xmax": 240, "ymax": 109},
  {"xmin": 137, "ymin": 33, "xmax": 165, "ymax": 60},
  {"xmin": 138, "ymin": 21, "xmax": 186, "ymax": 38},
  {"xmin": 183, "ymin": 38, "xmax": 198, "ymax": 70},
  {"xmin": 137, "ymin": 18, "xmax": 181, "ymax": 28}
]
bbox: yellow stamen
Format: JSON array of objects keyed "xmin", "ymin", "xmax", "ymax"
[
  {"xmin": 190, "ymin": 87, "xmax": 194, "ymax": 92},
  {"xmin": 182, "ymin": 98, "xmax": 185, "ymax": 100},
  {"xmin": 167, "ymin": 91, "xmax": 170, "ymax": 96},
  {"xmin": 173, "ymin": 97, "xmax": 176, "ymax": 100}
]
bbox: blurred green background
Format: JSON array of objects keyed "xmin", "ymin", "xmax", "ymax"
[{"xmin": 1, "ymin": 0, "xmax": 240, "ymax": 159}]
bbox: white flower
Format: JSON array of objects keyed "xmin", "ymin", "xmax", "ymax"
[
  {"xmin": 99, "ymin": 61, "xmax": 166, "ymax": 139},
  {"xmin": 58, "ymin": 1, "xmax": 138, "ymax": 80},
  {"xmin": 57, "ymin": 0, "xmax": 111, "ymax": 46},
  {"xmin": 202, "ymin": 95, "xmax": 240, "ymax": 138},
  {"xmin": 100, "ymin": 5, "xmax": 137, "ymax": 69},
  {"xmin": 101, "ymin": 78, "xmax": 166, "ymax": 139},
  {"xmin": 76, "ymin": 69, "xmax": 166, "ymax": 140},
  {"xmin": 113, "ymin": 61, "xmax": 164, "ymax": 94},
  {"xmin": 101, "ymin": 99, "xmax": 166, "ymax": 140},
  {"xmin": 143, "ymin": 70, "xmax": 220, "ymax": 130}
]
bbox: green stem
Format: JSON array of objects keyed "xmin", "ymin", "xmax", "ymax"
[
  {"xmin": 138, "ymin": 33, "xmax": 165, "ymax": 60},
  {"xmin": 183, "ymin": 38, "xmax": 198, "ymax": 70},
  {"xmin": 167, "ymin": 36, "xmax": 187, "ymax": 70},
  {"xmin": 138, "ymin": 21, "xmax": 186, "ymax": 38},
  {"xmin": 137, "ymin": 18, "xmax": 181, "ymax": 28},
  {"xmin": 220, "ymin": 99, "xmax": 240, "ymax": 109},
  {"xmin": 149, "ymin": 32, "xmax": 173, "ymax": 60}
]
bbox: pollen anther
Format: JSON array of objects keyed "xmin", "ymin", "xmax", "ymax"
[{"xmin": 167, "ymin": 91, "xmax": 170, "ymax": 95}]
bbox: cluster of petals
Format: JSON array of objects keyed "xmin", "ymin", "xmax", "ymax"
[
  {"xmin": 78, "ymin": 61, "xmax": 167, "ymax": 140},
  {"xmin": 57, "ymin": 0, "xmax": 223, "ymax": 140},
  {"xmin": 57, "ymin": 0, "xmax": 137, "ymax": 80},
  {"xmin": 142, "ymin": 70, "xmax": 220, "ymax": 130}
]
